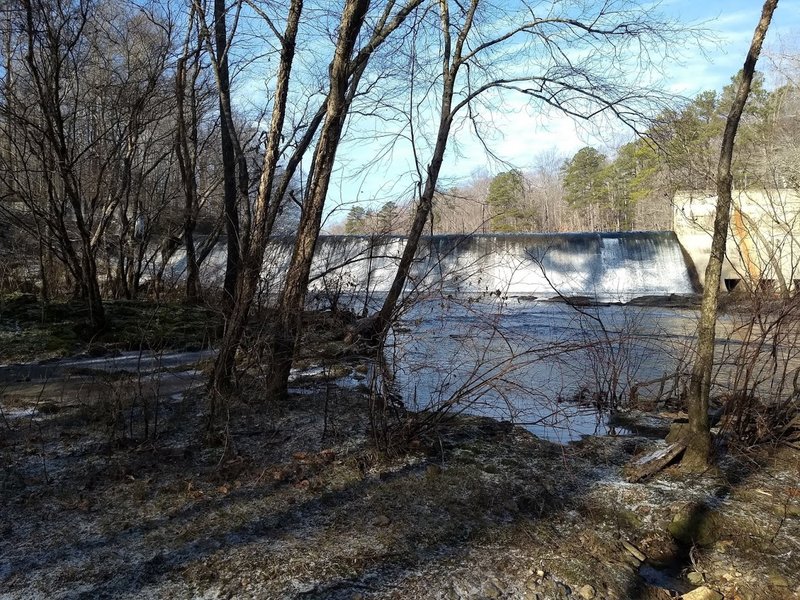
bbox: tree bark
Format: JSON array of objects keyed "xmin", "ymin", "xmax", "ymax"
[
  {"xmin": 214, "ymin": 0, "xmax": 242, "ymax": 313},
  {"xmin": 263, "ymin": 0, "xmax": 371, "ymax": 400},
  {"xmin": 683, "ymin": 0, "xmax": 778, "ymax": 470},
  {"xmin": 208, "ymin": 0, "xmax": 304, "ymax": 398}
]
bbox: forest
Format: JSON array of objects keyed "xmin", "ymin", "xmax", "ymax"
[
  {"xmin": 1, "ymin": 1, "xmax": 799, "ymax": 599},
  {"xmin": 341, "ymin": 71, "xmax": 800, "ymax": 236}
]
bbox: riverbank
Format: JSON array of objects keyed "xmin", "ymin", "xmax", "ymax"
[
  {"xmin": 2, "ymin": 362, "xmax": 798, "ymax": 599},
  {"xmin": 2, "ymin": 295, "xmax": 799, "ymax": 599}
]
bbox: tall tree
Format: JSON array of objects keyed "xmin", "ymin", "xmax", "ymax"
[
  {"xmin": 487, "ymin": 170, "xmax": 531, "ymax": 232},
  {"xmin": 12, "ymin": 0, "xmax": 173, "ymax": 326},
  {"xmin": 562, "ymin": 147, "xmax": 609, "ymax": 230},
  {"xmin": 208, "ymin": 0, "xmax": 304, "ymax": 400},
  {"xmin": 209, "ymin": 0, "xmax": 424, "ymax": 396},
  {"xmin": 371, "ymin": 0, "xmax": 682, "ymax": 338},
  {"xmin": 683, "ymin": 0, "xmax": 779, "ymax": 469},
  {"xmin": 344, "ymin": 205, "xmax": 367, "ymax": 233},
  {"xmin": 175, "ymin": 4, "xmax": 203, "ymax": 302},
  {"xmin": 261, "ymin": 0, "xmax": 373, "ymax": 399}
]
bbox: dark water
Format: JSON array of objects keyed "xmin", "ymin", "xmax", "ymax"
[{"xmin": 388, "ymin": 298, "xmax": 701, "ymax": 443}]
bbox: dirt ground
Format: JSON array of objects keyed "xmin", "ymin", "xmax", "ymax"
[{"xmin": 1, "ymin": 361, "xmax": 799, "ymax": 600}]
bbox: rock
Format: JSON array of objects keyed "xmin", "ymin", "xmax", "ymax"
[
  {"xmin": 781, "ymin": 503, "xmax": 800, "ymax": 517},
  {"xmin": 687, "ymin": 572, "xmax": 704, "ymax": 585},
  {"xmin": 294, "ymin": 582, "xmax": 316, "ymax": 594},
  {"xmin": 371, "ymin": 515, "xmax": 391, "ymax": 527},
  {"xmin": 426, "ymin": 464, "xmax": 442, "ymax": 478},
  {"xmin": 621, "ymin": 540, "xmax": 646, "ymax": 563},
  {"xmin": 536, "ymin": 569, "xmax": 546, "ymax": 578},
  {"xmin": 668, "ymin": 504, "xmax": 719, "ymax": 546},
  {"xmin": 482, "ymin": 579, "xmax": 504, "ymax": 599},
  {"xmin": 681, "ymin": 587, "xmax": 722, "ymax": 600},
  {"xmin": 768, "ymin": 574, "xmax": 789, "ymax": 587},
  {"xmin": 443, "ymin": 587, "xmax": 459, "ymax": 600},
  {"xmin": 579, "ymin": 584, "xmax": 596, "ymax": 599}
]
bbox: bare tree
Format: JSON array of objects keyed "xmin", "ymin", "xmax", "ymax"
[
  {"xmin": 208, "ymin": 0, "xmax": 424, "ymax": 396},
  {"xmin": 4, "ymin": 0, "xmax": 174, "ymax": 326},
  {"xmin": 259, "ymin": 0, "xmax": 429, "ymax": 399},
  {"xmin": 366, "ymin": 0, "xmax": 682, "ymax": 339},
  {"xmin": 683, "ymin": 0, "xmax": 779, "ymax": 469},
  {"xmin": 208, "ymin": 0, "xmax": 304, "ymax": 399},
  {"xmin": 175, "ymin": 3, "xmax": 208, "ymax": 303}
]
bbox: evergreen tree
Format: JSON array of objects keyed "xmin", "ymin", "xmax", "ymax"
[
  {"xmin": 344, "ymin": 205, "xmax": 367, "ymax": 234},
  {"xmin": 562, "ymin": 147, "xmax": 608, "ymax": 208},
  {"xmin": 377, "ymin": 201, "xmax": 398, "ymax": 232},
  {"xmin": 487, "ymin": 170, "xmax": 535, "ymax": 232}
]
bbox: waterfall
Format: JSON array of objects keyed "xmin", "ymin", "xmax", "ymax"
[{"xmin": 165, "ymin": 231, "xmax": 697, "ymax": 303}]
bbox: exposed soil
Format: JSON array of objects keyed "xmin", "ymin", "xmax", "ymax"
[{"xmin": 2, "ymin": 360, "xmax": 799, "ymax": 600}]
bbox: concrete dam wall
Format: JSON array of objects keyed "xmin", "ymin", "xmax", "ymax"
[{"xmin": 168, "ymin": 231, "xmax": 698, "ymax": 303}]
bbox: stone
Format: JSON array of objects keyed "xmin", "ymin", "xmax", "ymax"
[
  {"xmin": 668, "ymin": 505, "xmax": 719, "ymax": 546},
  {"xmin": 483, "ymin": 579, "xmax": 504, "ymax": 599},
  {"xmin": 621, "ymin": 540, "xmax": 646, "ymax": 563},
  {"xmin": 556, "ymin": 582, "xmax": 572, "ymax": 597},
  {"xmin": 443, "ymin": 587, "xmax": 459, "ymax": 600},
  {"xmin": 687, "ymin": 572, "xmax": 704, "ymax": 585},
  {"xmin": 371, "ymin": 515, "xmax": 391, "ymax": 527},
  {"xmin": 681, "ymin": 587, "xmax": 723, "ymax": 600},
  {"xmin": 579, "ymin": 584, "xmax": 596, "ymax": 599},
  {"xmin": 536, "ymin": 569, "xmax": 546, "ymax": 578},
  {"xmin": 768, "ymin": 574, "xmax": 789, "ymax": 587},
  {"xmin": 426, "ymin": 464, "xmax": 442, "ymax": 478},
  {"xmin": 786, "ymin": 503, "xmax": 800, "ymax": 517}
]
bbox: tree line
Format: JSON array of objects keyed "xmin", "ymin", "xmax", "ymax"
[
  {"xmin": 0, "ymin": 0, "xmax": 689, "ymax": 404},
  {"xmin": 340, "ymin": 68, "xmax": 800, "ymax": 236}
]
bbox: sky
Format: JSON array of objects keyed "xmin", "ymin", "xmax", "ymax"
[{"xmin": 314, "ymin": 0, "xmax": 800, "ymax": 227}]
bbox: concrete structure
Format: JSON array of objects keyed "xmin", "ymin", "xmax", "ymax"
[
  {"xmin": 673, "ymin": 189, "xmax": 800, "ymax": 293},
  {"xmin": 167, "ymin": 232, "xmax": 696, "ymax": 303}
]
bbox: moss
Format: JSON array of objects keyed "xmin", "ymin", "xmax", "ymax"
[
  {"xmin": 0, "ymin": 298, "xmax": 222, "ymax": 362},
  {"xmin": 668, "ymin": 504, "xmax": 721, "ymax": 546}
]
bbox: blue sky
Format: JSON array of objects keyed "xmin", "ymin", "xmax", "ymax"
[{"xmin": 317, "ymin": 0, "xmax": 800, "ymax": 227}]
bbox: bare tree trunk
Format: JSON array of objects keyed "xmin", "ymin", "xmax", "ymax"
[
  {"xmin": 262, "ymin": 0, "xmax": 371, "ymax": 400},
  {"xmin": 206, "ymin": 0, "xmax": 421, "ymax": 394},
  {"xmin": 374, "ymin": 0, "xmax": 474, "ymax": 335},
  {"xmin": 214, "ymin": 0, "xmax": 241, "ymax": 312},
  {"xmin": 683, "ymin": 0, "xmax": 778, "ymax": 470},
  {"xmin": 176, "ymin": 7, "xmax": 203, "ymax": 303},
  {"xmin": 208, "ymin": 0, "xmax": 304, "ymax": 397}
]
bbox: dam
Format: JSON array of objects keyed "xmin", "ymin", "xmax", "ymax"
[{"xmin": 168, "ymin": 231, "xmax": 699, "ymax": 303}]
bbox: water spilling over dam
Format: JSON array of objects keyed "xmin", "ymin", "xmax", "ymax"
[{"xmin": 170, "ymin": 231, "xmax": 698, "ymax": 303}]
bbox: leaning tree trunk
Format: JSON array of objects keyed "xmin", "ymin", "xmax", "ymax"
[
  {"xmin": 373, "ymin": 0, "xmax": 470, "ymax": 337},
  {"xmin": 683, "ymin": 0, "xmax": 778, "ymax": 470},
  {"xmin": 262, "ymin": 0, "xmax": 371, "ymax": 400},
  {"xmin": 208, "ymin": 0, "xmax": 304, "ymax": 399}
]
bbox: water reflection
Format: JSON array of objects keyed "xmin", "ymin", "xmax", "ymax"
[{"xmin": 389, "ymin": 298, "xmax": 702, "ymax": 443}]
